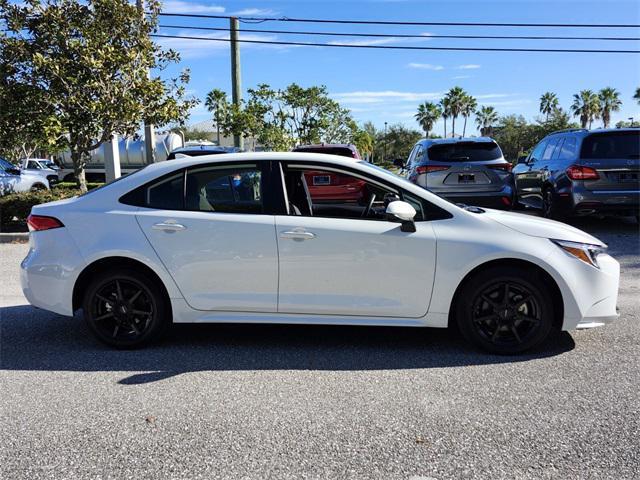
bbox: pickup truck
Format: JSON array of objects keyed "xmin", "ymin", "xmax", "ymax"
[{"xmin": 20, "ymin": 158, "xmax": 60, "ymax": 186}]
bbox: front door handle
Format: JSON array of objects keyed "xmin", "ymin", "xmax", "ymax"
[
  {"xmin": 280, "ymin": 229, "xmax": 316, "ymax": 241},
  {"xmin": 153, "ymin": 220, "xmax": 186, "ymax": 232}
]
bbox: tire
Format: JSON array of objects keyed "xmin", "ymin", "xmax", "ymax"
[
  {"xmin": 82, "ymin": 268, "xmax": 170, "ymax": 348},
  {"xmin": 455, "ymin": 266, "xmax": 554, "ymax": 355},
  {"xmin": 30, "ymin": 183, "xmax": 46, "ymax": 192},
  {"xmin": 542, "ymin": 186, "xmax": 564, "ymax": 221}
]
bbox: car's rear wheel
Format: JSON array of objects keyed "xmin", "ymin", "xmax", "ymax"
[
  {"xmin": 455, "ymin": 266, "xmax": 554, "ymax": 354},
  {"xmin": 30, "ymin": 183, "xmax": 46, "ymax": 192},
  {"xmin": 82, "ymin": 269, "xmax": 169, "ymax": 348}
]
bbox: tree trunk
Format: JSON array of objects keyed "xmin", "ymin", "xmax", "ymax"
[
  {"xmin": 452, "ymin": 116, "xmax": 456, "ymax": 137},
  {"xmin": 71, "ymin": 149, "xmax": 88, "ymax": 194},
  {"xmin": 463, "ymin": 116, "xmax": 467, "ymax": 137},
  {"xmin": 443, "ymin": 118, "xmax": 447, "ymax": 138},
  {"xmin": 216, "ymin": 110, "xmax": 221, "ymax": 144}
]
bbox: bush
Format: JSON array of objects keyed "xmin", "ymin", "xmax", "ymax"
[
  {"xmin": 54, "ymin": 182, "xmax": 103, "ymax": 190},
  {"xmin": 0, "ymin": 188, "xmax": 81, "ymax": 228}
]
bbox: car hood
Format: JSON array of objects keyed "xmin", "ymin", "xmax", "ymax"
[{"xmin": 481, "ymin": 209, "xmax": 606, "ymax": 246}]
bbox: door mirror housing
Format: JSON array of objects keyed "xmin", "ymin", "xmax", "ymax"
[
  {"xmin": 386, "ymin": 201, "xmax": 417, "ymax": 232},
  {"xmin": 393, "ymin": 158, "xmax": 406, "ymax": 168},
  {"xmin": 517, "ymin": 155, "xmax": 528, "ymax": 165}
]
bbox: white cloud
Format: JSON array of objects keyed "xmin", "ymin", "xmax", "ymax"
[
  {"xmin": 162, "ymin": 1, "xmax": 225, "ymax": 13},
  {"xmin": 407, "ymin": 63, "xmax": 444, "ymax": 71},
  {"xmin": 457, "ymin": 64, "xmax": 481, "ymax": 70},
  {"xmin": 157, "ymin": 31, "xmax": 280, "ymax": 58},
  {"xmin": 452, "ymin": 75, "xmax": 470, "ymax": 79},
  {"xmin": 231, "ymin": 8, "xmax": 276, "ymax": 15},
  {"xmin": 332, "ymin": 90, "xmax": 443, "ymax": 104}
]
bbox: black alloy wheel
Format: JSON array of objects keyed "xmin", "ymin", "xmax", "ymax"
[
  {"xmin": 456, "ymin": 266, "xmax": 554, "ymax": 354},
  {"xmin": 542, "ymin": 187, "xmax": 563, "ymax": 220},
  {"xmin": 83, "ymin": 269, "xmax": 169, "ymax": 348}
]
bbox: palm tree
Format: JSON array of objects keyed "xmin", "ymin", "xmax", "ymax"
[
  {"xmin": 440, "ymin": 97, "xmax": 451, "ymax": 138},
  {"xmin": 460, "ymin": 94, "xmax": 477, "ymax": 137},
  {"xmin": 475, "ymin": 106, "xmax": 499, "ymax": 136},
  {"xmin": 599, "ymin": 87, "xmax": 622, "ymax": 129},
  {"xmin": 445, "ymin": 86, "xmax": 466, "ymax": 137},
  {"xmin": 414, "ymin": 101, "xmax": 442, "ymax": 138},
  {"xmin": 634, "ymin": 87, "xmax": 640, "ymax": 105},
  {"xmin": 571, "ymin": 90, "xmax": 600, "ymax": 129},
  {"xmin": 539, "ymin": 92, "xmax": 559, "ymax": 122},
  {"xmin": 205, "ymin": 88, "xmax": 228, "ymax": 144}
]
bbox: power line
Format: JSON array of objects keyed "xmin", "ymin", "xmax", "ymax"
[
  {"xmin": 158, "ymin": 24, "xmax": 640, "ymax": 42},
  {"xmin": 156, "ymin": 12, "xmax": 640, "ymax": 29},
  {"xmin": 151, "ymin": 34, "xmax": 640, "ymax": 54}
]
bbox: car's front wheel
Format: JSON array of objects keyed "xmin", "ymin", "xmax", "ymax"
[
  {"xmin": 82, "ymin": 268, "xmax": 169, "ymax": 348},
  {"xmin": 455, "ymin": 266, "xmax": 554, "ymax": 354}
]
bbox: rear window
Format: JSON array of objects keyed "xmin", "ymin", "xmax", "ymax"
[
  {"xmin": 293, "ymin": 147, "xmax": 356, "ymax": 158},
  {"xmin": 427, "ymin": 142, "xmax": 502, "ymax": 162},
  {"xmin": 581, "ymin": 131, "xmax": 640, "ymax": 159}
]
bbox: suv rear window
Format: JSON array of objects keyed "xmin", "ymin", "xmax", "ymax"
[
  {"xmin": 581, "ymin": 131, "xmax": 640, "ymax": 159},
  {"xmin": 427, "ymin": 142, "xmax": 502, "ymax": 162}
]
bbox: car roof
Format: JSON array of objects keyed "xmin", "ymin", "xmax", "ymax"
[
  {"xmin": 294, "ymin": 143, "xmax": 356, "ymax": 149},
  {"xmin": 418, "ymin": 137, "xmax": 497, "ymax": 146},
  {"xmin": 546, "ymin": 127, "xmax": 640, "ymax": 139}
]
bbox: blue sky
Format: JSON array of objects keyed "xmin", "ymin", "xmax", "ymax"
[{"xmin": 156, "ymin": 0, "xmax": 640, "ymax": 136}]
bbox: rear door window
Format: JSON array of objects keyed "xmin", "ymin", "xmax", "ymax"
[
  {"xmin": 558, "ymin": 137, "xmax": 577, "ymax": 160},
  {"xmin": 427, "ymin": 142, "xmax": 502, "ymax": 162},
  {"xmin": 185, "ymin": 165, "xmax": 262, "ymax": 214},
  {"xmin": 542, "ymin": 138, "xmax": 559, "ymax": 161},
  {"xmin": 580, "ymin": 131, "xmax": 640, "ymax": 159},
  {"xmin": 147, "ymin": 173, "xmax": 184, "ymax": 210}
]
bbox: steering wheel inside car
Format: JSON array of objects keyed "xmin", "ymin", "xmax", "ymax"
[{"xmin": 361, "ymin": 193, "xmax": 377, "ymax": 218}]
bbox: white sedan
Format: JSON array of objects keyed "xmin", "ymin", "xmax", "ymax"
[{"xmin": 20, "ymin": 153, "xmax": 620, "ymax": 354}]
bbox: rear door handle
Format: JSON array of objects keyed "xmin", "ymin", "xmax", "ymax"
[
  {"xmin": 153, "ymin": 221, "xmax": 186, "ymax": 232},
  {"xmin": 280, "ymin": 229, "xmax": 316, "ymax": 241}
]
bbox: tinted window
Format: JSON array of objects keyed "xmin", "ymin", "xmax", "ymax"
[
  {"xmin": 185, "ymin": 165, "xmax": 262, "ymax": 213},
  {"xmin": 147, "ymin": 173, "xmax": 184, "ymax": 210},
  {"xmin": 530, "ymin": 140, "xmax": 548, "ymax": 163},
  {"xmin": 27, "ymin": 160, "xmax": 40, "ymax": 169},
  {"xmin": 581, "ymin": 131, "xmax": 640, "ymax": 159},
  {"xmin": 427, "ymin": 142, "xmax": 501, "ymax": 162},
  {"xmin": 542, "ymin": 138, "xmax": 559, "ymax": 161},
  {"xmin": 558, "ymin": 137, "xmax": 577, "ymax": 160},
  {"xmin": 551, "ymin": 138, "xmax": 565, "ymax": 160}
]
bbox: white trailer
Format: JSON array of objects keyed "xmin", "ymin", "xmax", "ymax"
[{"xmin": 56, "ymin": 133, "xmax": 184, "ymax": 182}]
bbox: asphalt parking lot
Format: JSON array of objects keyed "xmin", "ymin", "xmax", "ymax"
[{"xmin": 1, "ymin": 215, "xmax": 638, "ymax": 480}]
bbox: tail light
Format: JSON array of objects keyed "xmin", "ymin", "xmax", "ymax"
[
  {"xmin": 566, "ymin": 165, "xmax": 599, "ymax": 180},
  {"xmin": 488, "ymin": 162, "xmax": 513, "ymax": 172},
  {"xmin": 417, "ymin": 165, "xmax": 450, "ymax": 174},
  {"xmin": 27, "ymin": 215, "xmax": 64, "ymax": 231}
]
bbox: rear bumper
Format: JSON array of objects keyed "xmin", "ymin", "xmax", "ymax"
[
  {"xmin": 559, "ymin": 184, "xmax": 640, "ymax": 216},
  {"xmin": 433, "ymin": 185, "xmax": 515, "ymax": 209}
]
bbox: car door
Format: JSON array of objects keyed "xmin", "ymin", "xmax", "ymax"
[
  {"xmin": 134, "ymin": 162, "xmax": 279, "ymax": 312},
  {"xmin": 514, "ymin": 139, "xmax": 548, "ymax": 202},
  {"xmin": 275, "ymin": 162, "xmax": 437, "ymax": 318}
]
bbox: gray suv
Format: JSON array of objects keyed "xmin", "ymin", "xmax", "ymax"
[
  {"xmin": 513, "ymin": 128, "xmax": 639, "ymax": 219},
  {"xmin": 404, "ymin": 137, "xmax": 515, "ymax": 209}
]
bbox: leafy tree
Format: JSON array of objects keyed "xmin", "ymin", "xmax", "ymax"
[
  {"xmin": 571, "ymin": 90, "xmax": 600, "ymax": 129},
  {"xmin": 444, "ymin": 86, "xmax": 466, "ymax": 137},
  {"xmin": 539, "ymin": 92, "xmax": 559, "ymax": 121},
  {"xmin": 475, "ymin": 106, "xmax": 499, "ymax": 136},
  {"xmin": 414, "ymin": 101, "xmax": 441, "ymax": 138},
  {"xmin": 1, "ymin": 0, "xmax": 196, "ymax": 192},
  {"xmin": 460, "ymin": 94, "xmax": 477, "ymax": 137},
  {"xmin": 351, "ymin": 129, "xmax": 373, "ymax": 160},
  {"xmin": 634, "ymin": 87, "xmax": 640, "ymax": 105},
  {"xmin": 204, "ymin": 88, "xmax": 228, "ymax": 144},
  {"xmin": 598, "ymin": 87, "xmax": 622, "ymax": 129},
  {"xmin": 380, "ymin": 124, "xmax": 422, "ymax": 165},
  {"xmin": 615, "ymin": 119, "xmax": 640, "ymax": 128}
]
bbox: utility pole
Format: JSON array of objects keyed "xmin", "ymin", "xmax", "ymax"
[
  {"xmin": 137, "ymin": 0, "xmax": 156, "ymax": 163},
  {"xmin": 383, "ymin": 121, "xmax": 388, "ymax": 164},
  {"xmin": 230, "ymin": 17, "xmax": 244, "ymax": 150},
  {"xmin": 104, "ymin": 134, "xmax": 121, "ymax": 182}
]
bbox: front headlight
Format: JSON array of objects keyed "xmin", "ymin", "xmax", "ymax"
[{"xmin": 551, "ymin": 239, "xmax": 607, "ymax": 268}]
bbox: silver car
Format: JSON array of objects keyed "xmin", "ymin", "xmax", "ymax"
[
  {"xmin": 0, "ymin": 157, "xmax": 50, "ymax": 195},
  {"xmin": 21, "ymin": 158, "xmax": 60, "ymax": 186}
]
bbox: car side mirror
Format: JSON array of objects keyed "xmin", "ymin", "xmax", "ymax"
[
  {"xmin": 7, "ymin": 167, "xmax": 20, "ymax": 175},
  {"xmin": 386, "ymin": 201, "xmax": 417, "ymax": 232},
  {"xmin": 517, "ymin": 155, "xmax": 528, "ymax": 165}
]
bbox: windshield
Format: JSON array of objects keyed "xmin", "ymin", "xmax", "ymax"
[
  {"xmin": 427, "ymin": 142, "xmax": 502, "ymax": 162},
  {"xmin": 0, "ymin": 157, "xmax": 16, "ymax": 171},
  {"xmin": 580, "ymin": 131, "xmax": 640, "ymax": 159}
]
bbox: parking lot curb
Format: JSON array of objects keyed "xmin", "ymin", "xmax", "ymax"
[{"xmin": 0, "ymin": 232, "xmax": 29, "ymax": 243}]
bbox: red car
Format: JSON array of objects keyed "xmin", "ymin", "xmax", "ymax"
[{"xmin": 292, "ymin": 144, "xmax": 366, "ymax": 203}]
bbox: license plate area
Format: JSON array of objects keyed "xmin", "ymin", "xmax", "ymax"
[
  {"xmin": 313, "ymin": 175, "xmax": 331, "ymax": 186},
  {"xmin": 458, "ymin": 173, "xmax": 475, "ymax": 183}
]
